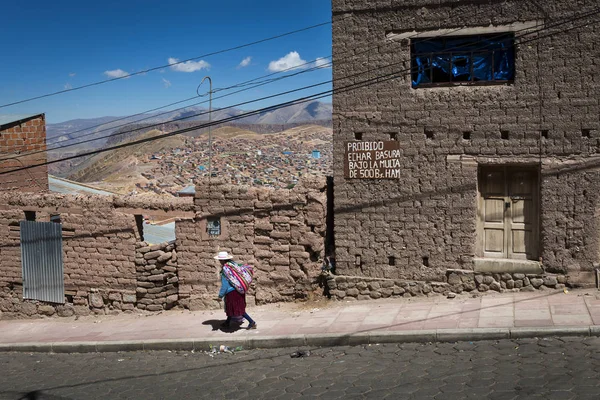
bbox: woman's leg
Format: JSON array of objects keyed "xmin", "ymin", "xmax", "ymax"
[{"xmin": 243, "ymin": 313, "xmax": 257, "ymax": 328}]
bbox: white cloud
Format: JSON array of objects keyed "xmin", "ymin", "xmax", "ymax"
[
  {"xmin": 64, "ymin": 83, "xmax": 72, "ymax": 90},
  {"xmin": 268, "ymin": 51, "xmax": 306, "ymax": 72},
  {"xmin": 168, "ymin": 57, "xmax": 210, "ymax": 73},
  {"xmin": 314, "ymin": 57, "xmax": 331, "ymax": 69},
  {"xmin": 162, "ymin": 78, "xmax": 171, "ymax": 88},
  {"xmin": 68, "ymin": 72, "xmax": 76, "ymax": 77},
  {"xmin": 238, "ymin": 56, "xmax": 252, "ymax": 68},
  {"xmin": 104, "ymin": 69, "xmax": 130, "ymax": 78}
]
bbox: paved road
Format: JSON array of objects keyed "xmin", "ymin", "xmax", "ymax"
[{"xmin": 0, "ymin": 337, "xmax": 599, "ymax": 399}]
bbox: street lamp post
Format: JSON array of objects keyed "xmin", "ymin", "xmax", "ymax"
[{"xmin": 197, "ymin": 77, "xmax": 213, "ymax": 184}]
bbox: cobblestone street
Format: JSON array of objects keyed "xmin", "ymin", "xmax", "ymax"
[{"xmin": 1, "ymin": 337, "xmax": 599, "ymax": 399}]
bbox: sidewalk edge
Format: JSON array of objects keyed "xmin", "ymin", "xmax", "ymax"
[{"xmin": 0, "ymin": 326, "xmax": 597, "ymax": 353}]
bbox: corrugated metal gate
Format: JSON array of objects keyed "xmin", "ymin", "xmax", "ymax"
[{"xmin": 20, "ymin": 221, "xmax": 65, "ymax": 303}]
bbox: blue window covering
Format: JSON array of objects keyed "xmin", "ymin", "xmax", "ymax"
[{"xmin": 411, "ymin": 34, "xmax": 515, "ymax": 88}]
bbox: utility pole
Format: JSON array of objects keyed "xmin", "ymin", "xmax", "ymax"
[{"xmin": 197, "ymin": 76, "xmax": 213, "ymax": 185}]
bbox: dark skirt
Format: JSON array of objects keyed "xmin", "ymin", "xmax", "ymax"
[{"xmin": 224, "ymin": 290, "xmax": 246, "ymax": 318}]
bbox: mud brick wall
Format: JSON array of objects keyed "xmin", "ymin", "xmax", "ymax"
[
  {"xmin": 331, "ymin": 0, "xmax": 600, "ymax": 282},
  {"xmin": 135, "ymin": 241, "xmax": 179, "ymax": 311},
  {"xmin": 176, "ymin": 177, "xmax": 327, "ymax": 310},
  {"xmin": 0, "ymin": 192, "xmax": 191, "ymax": 318},
  {"xmin": 0, "ymin": 114, "xmax": 48, "ymax": 192}
]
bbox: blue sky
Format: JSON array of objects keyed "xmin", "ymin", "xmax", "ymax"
[{"xmin": 0, "ymin": 0, "xmax": 332, "ymax": 123}]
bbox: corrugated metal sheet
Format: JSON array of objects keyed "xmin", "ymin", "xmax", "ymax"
[{"xmin": 20, "ymin": 221, "xmax": 65, "ymax": 304}]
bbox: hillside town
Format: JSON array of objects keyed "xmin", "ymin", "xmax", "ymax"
[{"xmin": 136, "ymin": 125, "xmax": 332, "ymax": 195}]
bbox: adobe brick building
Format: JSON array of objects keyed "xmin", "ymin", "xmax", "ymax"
[
  {"xmin": 0, "ymin": 114, "xmax": 49, "ymax": 192},
  {"xmin": 331, "ymin": 0, "xmax": 600, "ymax": 285}
]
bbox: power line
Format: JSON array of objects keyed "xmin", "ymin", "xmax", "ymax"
[
  {"xmin": 4, "ymin": 7, "xmax": 598, "ymax": 166},
  {"xmin": 33, "ymin": 1, "xmax": 511, "ymax": 153},
  {"xmin": 0, "ymin": 19, "xmax": 336, "ymax": 109},
  {"xmin": 3, "ymin": 9, "xmax": 598, "ymax": 177}
]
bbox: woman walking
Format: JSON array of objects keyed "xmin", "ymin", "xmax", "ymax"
[{"xmin": 215, "ymin": 251, "xmax": 257, "ymax": 330}]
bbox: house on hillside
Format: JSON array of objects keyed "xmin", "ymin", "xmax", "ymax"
[
  {"xmin": 331, "ymin": 0, "xmax": 600, "ymax": 287},
  {"xmin": 0, "ymin": 114, "xmax": 48, "ymax": 192}
]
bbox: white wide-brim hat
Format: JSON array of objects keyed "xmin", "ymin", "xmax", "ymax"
[{"xmin": 214, "ymin": 251, "xmax": 233, "ymax": 260}]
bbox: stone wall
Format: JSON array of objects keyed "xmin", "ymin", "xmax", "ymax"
[
  {"xmin": 331, "ymin": 0, "xmax": 600, "ymax": 283},
  {"xmin": 0, "ymin": 114, "xmax": 48, "ymax": 193},
  {"xmin": 176, "ymin": 177, "xmax": 327, "ymax": 310},
  {"xmin": 326, "ymin": 270, "xmax": 571, "ymax": 301},
  {"xmin": 135, "ymin": 241, "xmax": 179, "ymax": 311}
]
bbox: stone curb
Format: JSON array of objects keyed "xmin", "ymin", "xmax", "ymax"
[{"xmin": 0, "ymin": 326, "xmax": 597, "ymax": 353}]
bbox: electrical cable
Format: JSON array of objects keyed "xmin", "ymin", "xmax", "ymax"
[
  {"xmin": 0, "ymin": 20, "xmax": 340, "ymax": 109},
  {"xmin": 2, "ymin": 6, "xmax": 598, "ymax": 175},
  {"xmin": 3, "ymin": 10, "xmax": 598, "ymax": 178}
]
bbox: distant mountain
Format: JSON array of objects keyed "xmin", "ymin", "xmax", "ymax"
[{"xmin": 47, "ymin": 100, "xmax": 332, "ymax": 146}]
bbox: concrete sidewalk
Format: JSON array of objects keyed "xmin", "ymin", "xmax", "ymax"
[{"xmin": 1, "ymin": 289, "xmax": 600, "ymax": 353}]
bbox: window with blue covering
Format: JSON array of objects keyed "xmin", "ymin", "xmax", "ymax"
[{"xmin": 411, "ymin": 33, "xmax": 515, "ymax": 88}]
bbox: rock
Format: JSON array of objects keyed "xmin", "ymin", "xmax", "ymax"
[
  {"xmin": 520, "ymin": 286, "xmax": 535, "ymax": 292},
  {"xmin": 475, "ymin": 275, "xmax": 484, "ymax": 284},
  {"xmin": 543, "ymin": 276, "xmax": 558, "ymax": 287},
  {"xmin": 368, "ymin": 282, "xmax": 381, "ymax": 290},
  {"xmin": 447, "ymin": 273, "xmax": 461, "ymax": 285},
  {"xmin": 146, "ymin": 305, "xmax": 164, "ymax": 312},
  {"xmin": 73, "ymin": 305, "xmax": 90, "ymax": 316},
  {"xmin": 369, "ymin": 291, "xmax": 382, "ymax": 299},
  {"xmin": 483, "ymin": 276, "xmax": 494, "ymax": 285},
  {"xmin": 39, "ymin": 305, "xmax": 56, "ymax": 316},
  {"xmin": 333, "ymin": 290, "xmax": 346, "ymax": 299},
  {"xmin": 56, "ymin": 305, "xmax": 75, "ymax": 317},
  {"xmin": 357, "ymin": 295, "xmax": 371, "ymax": 301},
  {"xmin": 530, "ymin": 278, "xmax": 544, "ymax": 288},
  {"xmin": 422, "ymin": 284, "xmax": 432, "ymax": 294},
  {"xmin": 557, "ymin": 275, "xmax": 567, "ymax": 284},
  {"xmin": 489, "ymin": 282, "xmax": 502, "ymax": 292},
  {"xmin": 144, "ymin": 250, "xmax": 164, "ymax": 260},
  {"xmin": 157, "ymin": 252, "xmax": 173, "ymax": 263},
  {"xmin": 123, "ymin": 294, "xmax": 136, "ymax": 304},
  {"xmin": 463, "ymin": 282, "xmax": 476, "ymax": 291},
  {"xmin": 89, "ymin": 293, "xmax": 104, "ymax": 308},
  {"xmin": 523, "ymin": 277, "xmax": 530, "ymax": 287},
  {"xmin": 478, "ymin": 284, "xmax": 489, "ymax": 292},
  {"xmin": 392, "ymin": 287, "xmax": 406, "ymax": 295},
  {"xmin": 513, "ymin": 273, "xmax": 526, "ymax": 280},
  {"xmin": 447, "ymin": 292, "xmax": 457, "ymax": 299},
  {"xmin": 381, "ymin": 280, "xmax": 394, "ymax": 288},
  {"xmin": 108, "ymin": 293, "xmax": 122, "ymax": 302},
  {"xmin": 166, "ymin": 295, "xmax": 178, "ymax": 304},
  {"xmin": 506, "ymin": 280, "xmax": 515, "ymax": 289},
  {"xmin": 501, "ymin": 273, "xmax": 512, "ymax": 281},
  {"xmin": 346, "ymin": 288, "xmax": 359, "ymax": 297}
]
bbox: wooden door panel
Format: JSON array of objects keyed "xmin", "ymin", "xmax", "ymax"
[
  {"xmin": 485, "ymin": 229, "xmax": 505, "ymax": 253},
  {"xmin": 485, "ymin": 199, "xmax": 504, "ymax": 222}
]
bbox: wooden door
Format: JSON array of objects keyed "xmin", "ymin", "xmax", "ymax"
[{"xmin": 478, "ymin": 167, "xmax": 539, "ymax": 260}]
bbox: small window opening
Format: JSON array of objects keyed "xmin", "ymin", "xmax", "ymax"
[
  {"xmin": 463, "ymin": 131, "xmax": 471, "ymax": 140},
  {"xmin": 50, "ymin": 214, "xmax": 61, "ymax": 224},
  {"xmin": 422, "ymin": 256, "xmax": 430, "ymax": 267},
  {"xmin": 582, "ymin": 129, "xmax": 591, "ymax": 138},
  {"xmin": 355, "ymin": 254, "xmax": 361, "ymax": 266},
  {"xmin": 389, "ymin": 132, "xmax": 398, "ymax": 141},
  {"xmin": 207, "ymin": 217, "xmax": 221, "ymax": 237},
  {"xmin": 24, "ymin": 211, "xmax": 36, "ymax": 221},
  {"xmin": 425, "ymin": 130, "xmax": 434, "ymax": 139},
  {"xmin": 134, "ymin": 215, "xmax": 145, "ymax": 242},
  {"xmin": 541, "ymin": 130, "xmax": 549, "ymax": 139},
  {"xmin": 388, "ymin": 256, "xmax": 396, "ymax": 266},
  {"xmin": 354, "ymin": 132, "xmax": 363, "ymax": 140},
  {"xmin": 501, "ymin": 130, "xmax": 509, "ymax": 140}
]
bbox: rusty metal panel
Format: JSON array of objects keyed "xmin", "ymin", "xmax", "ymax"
[
  {"xmin": 20, "ymin": 221, "xmax": 64, "ymax": 304},
  {"xmin": 344, "ymin": 141, "xmax": 402, "ymax": 179}
]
